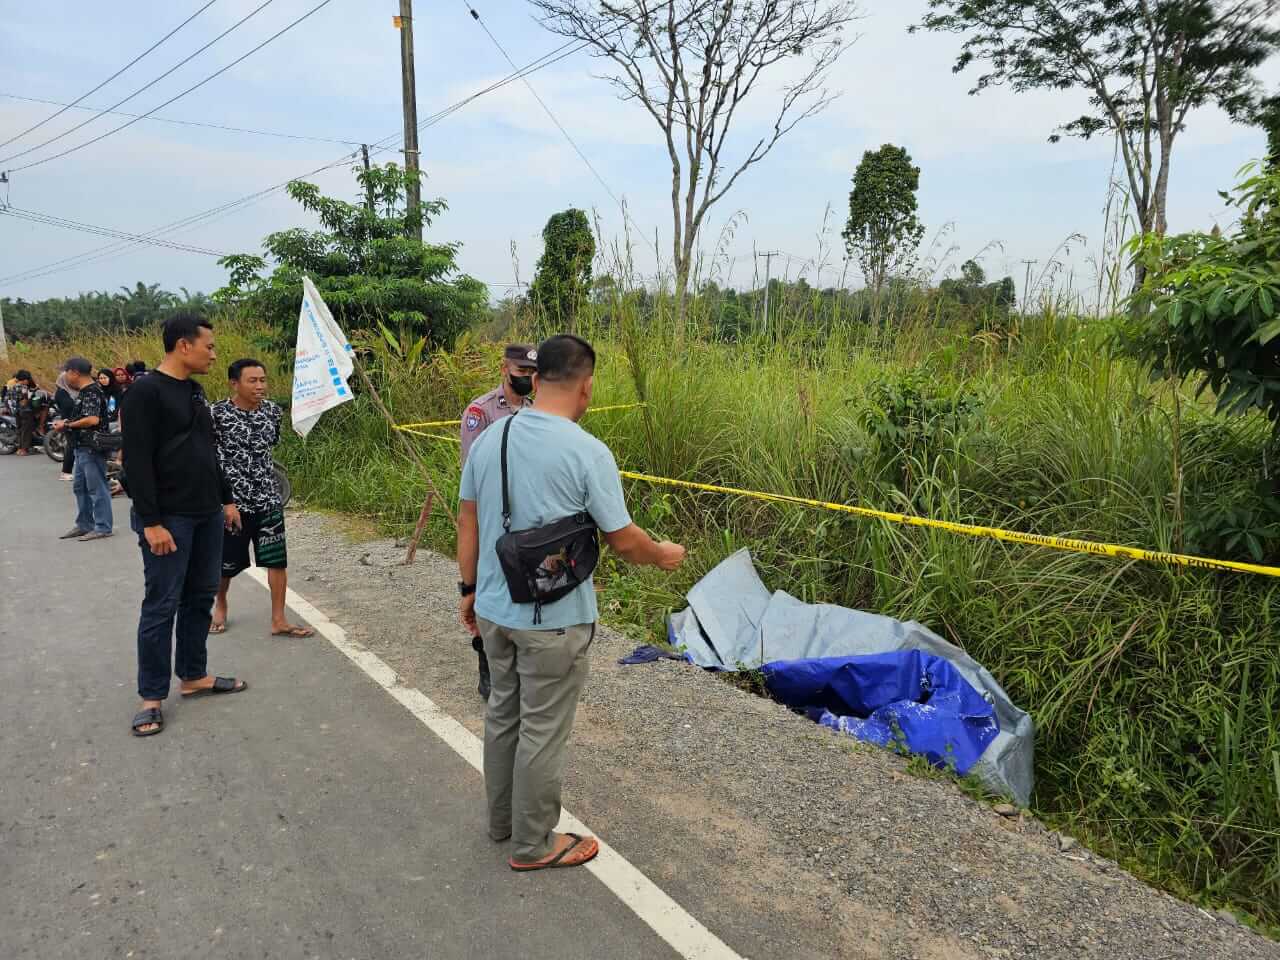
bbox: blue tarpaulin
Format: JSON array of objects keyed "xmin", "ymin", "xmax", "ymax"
[
  {"xmin": 666, "ymin": 549, "xmax": 1034, "ymax": 804},
  {"xmin": 762, "ymin": 650, "xmax": 999, "ymax": 776}
]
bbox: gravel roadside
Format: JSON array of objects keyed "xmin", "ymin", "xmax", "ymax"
[{"xmin": 258, "ymin": 508, "xmax": 1279, "ymax": 960}]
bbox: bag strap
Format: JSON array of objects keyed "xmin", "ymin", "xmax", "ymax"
[{"xmin": 500, "ymin": 413, "xmax": 515, "ymax": 532}]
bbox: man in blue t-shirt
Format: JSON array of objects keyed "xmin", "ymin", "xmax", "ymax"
[{"xmin": 458, "ymin": 334, "xmax": 685, "ymax": 873}]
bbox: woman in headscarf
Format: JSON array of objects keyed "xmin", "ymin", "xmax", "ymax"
[
  {"xmin": 96, "ymin": 368, "xmax": 122, "ymax": 425},
  {"xmin": 53, "ymin": 371, "xmax": 80, "ymax": 479}
]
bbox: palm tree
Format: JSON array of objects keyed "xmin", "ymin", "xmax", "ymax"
[
  {"xmin": 115, "ymin": 282, "xmax": 178, "ymax": 330},
  {"xmin": 177, "ymin": 287, "xmax": 214, "ymax": 313}
]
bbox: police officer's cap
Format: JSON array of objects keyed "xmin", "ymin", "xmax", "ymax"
[{"xmin": 504, "ymin": 344, "xmax": 538, "ymax": 368}]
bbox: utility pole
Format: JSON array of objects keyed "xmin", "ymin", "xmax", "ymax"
[
  {"xmin": 759, "ymin": 251, "xmax": 779, "ymax": 337},
  {"xmin": 396, "ymin": 1, "xmax": 422, "ymax": 242},
  {"xmin": 360, "ymin": 144, "xmax": 374, "ymax": 213},
  {"xmin": 0, "ymin": 172, "xmax": 8, "ymax": 358},
  {"xmin": 1021, "ymin": 259, "xmax": 1037, "ymax": 315}
]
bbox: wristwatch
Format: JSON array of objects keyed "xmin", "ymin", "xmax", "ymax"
[{"xmin": 458, "ymin": 581, "xmax": 476, "ymax": 597}]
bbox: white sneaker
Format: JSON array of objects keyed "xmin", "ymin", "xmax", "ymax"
[{"xmin": 59, "ymin": 473, "xmax": 73, "ymax": 481}]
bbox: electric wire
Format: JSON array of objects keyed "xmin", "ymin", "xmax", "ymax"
[
  {"xmin": 6, "ymin": 0, "xmax": 340, "ymax": 173},
  {"xmin": 0, "ymin": 39, "xmax": 585, "ymax": 286},
  {"xmin": 0, "ymin": 0, "xmax": 222, "ymax": 150},
  {"xmin": 0, "ymin": 206, "xmax": 227, "ymax": 257},
  {"xmin": 458, "ymin": 1, "xmax": 659, "ymax": 255},
  {"xmin": 0, "ymin": 0, "xmax": 280, "ymax": 166},
  {"xmin": 1, "ymin": 93, "xmax": 364, "ymax": 147}
]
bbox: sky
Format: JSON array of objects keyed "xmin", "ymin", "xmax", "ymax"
[{"xmin": 1, "ymin": 0, "xmax": 1277, "ymax": 307}]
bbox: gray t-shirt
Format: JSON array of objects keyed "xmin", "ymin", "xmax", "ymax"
[{"xmin": 459, "ymin": 409, "xmax": 631, "ymax": 630}]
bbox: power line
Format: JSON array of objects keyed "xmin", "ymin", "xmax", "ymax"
[
  {"xmin": 7, "ymin": 1, "xmax": 566, "ymax": 177},
  {"xmin": 1, "ymin": 93, "xmax": 364, "ymax": 147},
  {"xmin": 0, "ymin": 154, "xmax": 355, "ymax": 286},
  {"xmin": 0, "ymin": 0, "xmax": 280, "ymax": 167},
  {"xmin": 0, "ymin": 0, "xmax": 222, "ymax": 151},
  {"xmin": 0, "ymin": 40, "xmax": 585, "ymax": 286},
  {"xmin": 6, "ymin": 0, "xmax": 341, "ymax": 174},
  {"xmin": 0, "ymin": 207, "xmax": 228, "ymax": 257},
  {"xmin": 458, "ymin": 2, "xmax": 658, "ymax": 256}
]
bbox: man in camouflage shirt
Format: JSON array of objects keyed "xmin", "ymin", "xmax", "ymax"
[
  {"xmin": 210, "ymin": 358, "xmax": 313, "ymax": 639},
  {"xmin": 55, "ymin": 357, "xmax": 114, "ymax": 541}
]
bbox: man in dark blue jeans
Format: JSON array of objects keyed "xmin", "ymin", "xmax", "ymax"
[
  {"xmin": 53, "ymin": 357, "xmax": 114, "ymax": 541},
  {"xmin": 121, "ymin": 312, "xmax": 248, "ymax": 737}
]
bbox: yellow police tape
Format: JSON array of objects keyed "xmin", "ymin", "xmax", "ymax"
[
  {"xmin": 616, "ymin": 470, "xmax": 1280, "ymax": 579},
  {"xmin": 398, "ymin": 426, "xmax": 460, "ymax": 443},
  {"xmin": 393, "ymin": 424, "xmax": 1280, "ymax": 579},
  {"xmin": 396, "ymin": 401, "xmax": 645, "ymax": 431}
]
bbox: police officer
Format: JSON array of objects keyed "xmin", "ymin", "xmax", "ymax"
[
  {"xmin": 459, "ymin": 344, "xmax": 539, "ymax": 698},
  {"xmin": 459, "ymin": 344, "xmax": 538, "ymax": 463}
]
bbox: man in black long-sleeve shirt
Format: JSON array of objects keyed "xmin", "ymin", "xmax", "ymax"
[{"xmin": 121, "ymin": 312, "xmax": 248, "ymax": 737}]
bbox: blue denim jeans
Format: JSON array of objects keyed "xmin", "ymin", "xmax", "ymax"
[
  {"xmin": 131, "ymin": 508, "xmax": 224, "ymax": 700},
  {"xmin": 72, "ymin": 446, "xmax": 113, "ymax": 534}
]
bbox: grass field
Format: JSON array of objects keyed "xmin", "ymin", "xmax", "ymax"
[{"xmin": 8, "ymin": 301, "xmax": 1279, "ymax": 933}]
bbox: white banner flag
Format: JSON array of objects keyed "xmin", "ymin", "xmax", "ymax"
[{"xmin": 291, "ymin": 276, "xmax": 354, "ymax": 437}]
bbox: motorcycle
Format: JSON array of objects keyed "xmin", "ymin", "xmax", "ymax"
[
  {"xmin": 0, "ymin": 392, "xmax": 62, "ymax": 461},
  {"xmin": 0, "ymin": 398, "xmax": 291, "ymax": 506},
  {"xmin": 273, "ymin": 461, "xmax": 293, "ymax": 509}
]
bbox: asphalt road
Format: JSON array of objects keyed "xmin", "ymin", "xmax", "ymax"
[{"xmin": 0, "ymin": 454, "xmax": 684, "ymax": 960}]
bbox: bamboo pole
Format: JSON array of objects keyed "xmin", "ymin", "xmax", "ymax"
[
  {"xmin": 348, "ymin": 351, "xmax": 457, "ymax": 529},
  {"xmin": 403, "ymin": 491, "xmax": 435, "ymax": 564}
]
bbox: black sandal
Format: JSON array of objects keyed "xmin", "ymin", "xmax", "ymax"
[
  {"xmin": 131, "ymin": 707, "xmax": 164, "ymax": 737},
  {"xmin": 180, "ymin": 676, "xmax": 248, "ymax": 698}
]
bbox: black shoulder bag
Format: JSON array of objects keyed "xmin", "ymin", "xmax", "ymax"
[
  {"xmin": 493, "ymin": 414, "xmax": 599, "ymax": 624},
  {"xmin": 76, "ymin": 386, "xmax": 122, "ymax": 455}
]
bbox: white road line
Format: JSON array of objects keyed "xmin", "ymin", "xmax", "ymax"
[{"xmin": 246, "ymin": 568, "xmax": 745, "ymax": 960}]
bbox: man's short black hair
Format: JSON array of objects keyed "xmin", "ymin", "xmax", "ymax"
[
  {"xmin": 535, "ymin": 334, "xmax": 596, "ymax": 384},
  {"xmin": 62, "ymin": 356, "xmax": 92, "ymax": 375},
  {"xmin": 127, "ymin": 360, "xmax": 147, "ymax": 374},
  {"xmin": 162, "ymin": 311, "xmax": 213, "ymax": 353},
  {"xmin": 14, "ymin": 369, "xmax": 32, "ymax": 383},
  {"xmin": 228, "ymin": 358, "xmax": 266, "ymax": 381}
]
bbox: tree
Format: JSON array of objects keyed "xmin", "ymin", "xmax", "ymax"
[
  {"xmin": 936, "ymin": 259, "xmax": 1016, "ymax": 324},
  {"xmin": 842, "ymin": 144, "xmax": 925, "ymax": 302},
  {"xmin": 215, "ymin": 163, "xmax": 487, "ymax": 350},
  {"xmin": 530, "ymin": 208, "xmax": 595, "ymax": 332},
  {"xmin": 0, "ymin": 284, "xmax": 199, "ymax": 338},
  {"xmin": 1257, "ymin": 93, "xmax": 1280, "ymax": 169},
  {"xmin": 917, "ymin": 1, "xmax": 1280, "ymax": 287},
  {"xmin": 531, "ymin": 0, "xmax": 859, "ymax": 323},
  {"xmin": 1117, "ymin": 163, "xmax": 1280, "ymax": 435},
  {"xmin": 114, "ymin": 282, "xmax": 177, "ymax": 330}
]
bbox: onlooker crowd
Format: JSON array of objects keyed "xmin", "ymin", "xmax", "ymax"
[{"xmin": 9, "ymin": 321, "xmax": 680, "ymax": 882}]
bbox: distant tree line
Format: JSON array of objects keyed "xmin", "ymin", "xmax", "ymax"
[{"xmin": 2, "ymin": 283, "xmax": 212, "ymax": 340}]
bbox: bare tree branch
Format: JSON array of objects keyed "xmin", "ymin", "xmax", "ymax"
[{"xmin": 532, "ymin": 0, "xmax": 861, "ymax": 320}]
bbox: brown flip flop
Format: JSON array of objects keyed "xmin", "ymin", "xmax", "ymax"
[
  {"xmin": 509, "ymin": 833, "xmax": 599, "ymax": 872},
  {"xmin": 271, "ymin": 625, "xmax": 315, "ymax": 638}
]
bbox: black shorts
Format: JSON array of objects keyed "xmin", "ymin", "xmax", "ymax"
[{"xmin": 222, "ymin": 508, "xmax": 287, "ymax": 577}]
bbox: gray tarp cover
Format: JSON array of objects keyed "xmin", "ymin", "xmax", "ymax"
[{"xmin": 668, "ymin": 549, "xmax": 1035, "ymax": 805}]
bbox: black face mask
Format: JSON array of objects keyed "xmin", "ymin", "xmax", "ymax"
[{"xmin": 509, "ymin": 374, "xmax": 534, "ymax": 397}]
